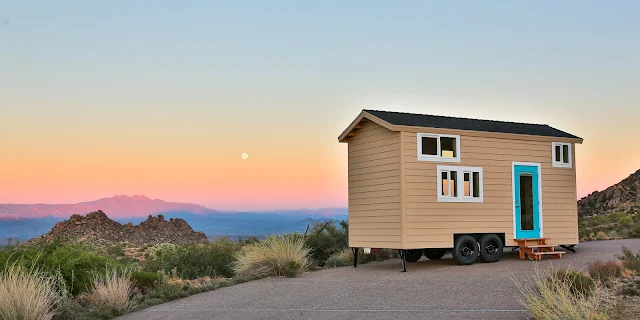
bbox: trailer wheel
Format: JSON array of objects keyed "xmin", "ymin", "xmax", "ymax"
[
  {"xmin": 479, "ymin": 234, "xmax": 503, "ymax": 263},
  {"xmin": 424, "ymin": 250, "xmax": 445, "ymax": 260},
  {"xmin": 405, "ymin": 250, "xmax": 423, "ymax": 262},
  {"xmin": 453, "ymin": 235, "xmax": 478, "ymax": 265}
]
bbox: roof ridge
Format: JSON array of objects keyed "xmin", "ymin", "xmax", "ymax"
[{"xmin": 363, "ymin": 109, "xmax": 551, "ymax": 128}]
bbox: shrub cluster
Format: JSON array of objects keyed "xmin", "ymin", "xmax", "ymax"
[
  {"xmin": 579, "ymin": 212, "xmax": 640, "ymax": 240},
  {"xmin": 304, "ymin": 221, "xmax": 348, "ymax": 266},
  {"xmin": 0, "ymin": 240, "xmax": 125, "ymax": 295},
  {"xmin": 587, "ymin": 260, "xmax": 623, "ymax": 284},
  {"xmin": 142, "ymin": 239, "xmax": 237, "ymax": 279}
]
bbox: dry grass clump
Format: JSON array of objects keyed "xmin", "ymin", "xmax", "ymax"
[
  {"xmin": 234, "ymin": 236, "xmax": 310, "ymax": 278},
  {"xmin": 88, "ymin": 267, "xmax": 135, "ymax": 314},
  {"xmin": 0, "ymin": 264, "xmax": 61, "ymax": 320},
  {"xmin": 513, "ymin": 265, "xmax": 608, "ymax": 320}
]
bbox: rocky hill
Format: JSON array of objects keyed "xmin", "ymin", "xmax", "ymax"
[
  {"xmin": 26, "ymin": 210, "xmax": 208, "ymax": 247},
  {"xmin": 578, "ymin": 169, "xmax": 640, "ymax": 217}
]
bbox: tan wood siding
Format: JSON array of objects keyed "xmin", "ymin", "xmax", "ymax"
[
  {"xmin": 348, "ymin": 121, "xmax": 402, "ymax": 248},
  {"xmin": 401, "ymin": 131, "xmax": 578, "ymax": 248}
]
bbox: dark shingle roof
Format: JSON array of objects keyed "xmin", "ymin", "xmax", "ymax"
[{"xmin": 364, "ymin": 110, "xmax": 581, "ymax": 139}]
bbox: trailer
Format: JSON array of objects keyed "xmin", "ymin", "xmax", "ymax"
[{"xmin": 338, "ymin": 110, "xmax": 582, "ymax": 271}]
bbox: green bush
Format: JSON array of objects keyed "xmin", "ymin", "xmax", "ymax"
[
  {"xmin": 143, "ymin": 239, "xmax": 237, "ymax": 279},
  {"xmin": 105, "ymin": 244, "xmax": 125, "ymax": 258},
  {"xmin": 304, "ymin": 221, "xmax": 348, "ymax": 266},
  {"xmin": 616, "ymin": 246, "xmax": 640, "ymax": 273},
  {"xmin": 0, "ymin": 241, "xmax": 125, "ymax": 295},
  {"xmin": 130, "ymin": 271, "xmax": 161, "ymax": 290},
  {"xmin": 548, "ymin": 269, "xmax": 596, "ymax": 297}
]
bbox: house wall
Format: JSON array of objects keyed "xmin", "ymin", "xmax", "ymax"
[
  {"xmin": 400, "ymin": 129, "xmax": 578, "ymax": 248},
  {"xmin": 347, "ymin": 121, "xmax": 403, "ymax": 249}
]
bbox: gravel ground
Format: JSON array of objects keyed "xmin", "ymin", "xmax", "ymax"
[{"xmin": 119, "ymin": 239, "xmax": 640, "ymax": 320}]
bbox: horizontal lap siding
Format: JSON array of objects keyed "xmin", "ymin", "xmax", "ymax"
[
  {"xmin": 402, "ymin": 132, "xmax": 578, "ymax": 248},
  {"xmin": 348, "ymin": 121, "xmax": 402, "ymax": 248}
]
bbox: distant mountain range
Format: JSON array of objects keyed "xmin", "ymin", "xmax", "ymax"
[{"xmin": 0, "ymin": 195, "xmax": 347, "ymax": 242}]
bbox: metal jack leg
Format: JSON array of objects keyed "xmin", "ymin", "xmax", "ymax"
[
  {"xmin": 399, "ymin": 249, "xmax": 407, "ymax": 272},
  {"xmin": 352, "ymin": 248, "xmax": 359, "ymax": 268}
]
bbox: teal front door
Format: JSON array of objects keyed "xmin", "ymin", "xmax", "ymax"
[{"xmin": 514, "ymin": 165, "xmax": 541, "ymax": 239}]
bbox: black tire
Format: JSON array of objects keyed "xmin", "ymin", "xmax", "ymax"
[
  {"xmin": 453, "ymin": 235, "xmax": 479, "ymax": 265},
  {"xmin": 405, "ymin": 249, "xmax": 423, "ymax": 262},
  {"xmin": 479, "ymin": 234, "xmax": 503, "ymax": 263},
  {"xmin": 424, "ymin": 249, "xmax": 446, "ymax": 260}
]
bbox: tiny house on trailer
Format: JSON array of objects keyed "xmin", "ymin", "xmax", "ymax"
[{"xmin": 338, "ymin": 110, "xmax": 583, "ymax": 271}]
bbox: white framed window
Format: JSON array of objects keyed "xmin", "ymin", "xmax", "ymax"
[
  {"xmin": 552, "ymin": 142, "xmax": 572, "ymax": 168},
  {"xmin": 417, "ymin": 133, "xmax": 461, "ymax": 162},
  {"xmin": 437, "ymin": 165, "xmax": 483, "ymax": 202}
]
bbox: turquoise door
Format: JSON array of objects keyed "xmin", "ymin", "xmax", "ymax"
[{"xmin": 514, "ymin": 165, "xmax": 541, "ymax": 239}]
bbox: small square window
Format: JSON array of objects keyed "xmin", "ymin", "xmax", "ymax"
[
  {"xmin": 552, "ymin": 142, "xmax": 572, "ymax": 168},
  {"xmin": 440, "ymin": 137, "xmax": 457, "ymax": 158},
  {"xmin": 417, "ymin": 133, "xmax": 460, "ymax": 162},
  {"xmin": 422, "ymin": 136, "xmax": 438, "ymax": 156}
]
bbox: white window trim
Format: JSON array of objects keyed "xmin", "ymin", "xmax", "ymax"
[
  {"xmin": 436, "ymin": 165, "xmax": 483, "ymax": 203},
  {"xmin": 417, "ymin": 133, "xmax": 461, "ymax": 163},
  {"xmin": 551, "ymin": 142, "xmax": 572, "ymax": 168}
]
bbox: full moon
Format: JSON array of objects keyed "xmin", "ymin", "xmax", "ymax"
[{"xmin": 241, "ymin": 153, "xmax": 249, "ymax": 160}]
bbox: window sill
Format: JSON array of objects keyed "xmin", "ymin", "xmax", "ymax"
[
  {"xmin": 418, "ymin": 155, "xmax": 461, "ymax": 163},
  {"xmin": 552, "ymin": 162, "xmax": 572, "ymax": 168},
  {"xmin": 437, "ymin": 197, "xmax": 484, "ymax": 203}
]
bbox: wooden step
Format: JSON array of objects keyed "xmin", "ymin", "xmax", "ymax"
[
  {"xmin": 528, "ymin": 251, "xmax": 565, "ymax": 261},
  {"xmin": 533, "ymin": 251, "xmax": 565, "ymax": 255},
  {"xmin": 525, "ymin": 245, "xmax": 556, "ymax": 249}
]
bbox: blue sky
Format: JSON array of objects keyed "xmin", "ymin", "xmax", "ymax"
[{"xmin": 1, "ymin": 1, "xmax": 639, "ymax": 209}]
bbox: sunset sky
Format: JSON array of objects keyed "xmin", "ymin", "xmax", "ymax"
[{"xmin": 1, "ymin": 1, "xmax": 639, "ymax": 210}]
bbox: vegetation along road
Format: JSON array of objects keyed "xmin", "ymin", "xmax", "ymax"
[{"xmin": 120, "ymin": 239, "xmax": 640, "ymax": 320}]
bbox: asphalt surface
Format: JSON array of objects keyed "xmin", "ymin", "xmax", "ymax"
[{"xmin": 120, "ymin": 239, "xmax": 640, "ymax": 320}]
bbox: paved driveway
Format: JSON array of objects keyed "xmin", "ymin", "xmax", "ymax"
[{"xmin": 120, "ymin": 239, "xmax": 640, "ymax": 320}]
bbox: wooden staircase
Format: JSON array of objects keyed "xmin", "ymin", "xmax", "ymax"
[{"xmin": 516, "ymin": 238, "xmax": 565, "ymax": 261}]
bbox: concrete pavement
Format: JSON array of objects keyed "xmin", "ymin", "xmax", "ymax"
[{"xmin": 120, "ymin": 239, "xmax": 640, "ymax": 320}]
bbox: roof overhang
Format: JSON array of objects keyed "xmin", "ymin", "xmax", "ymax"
[
  {"xmin": 338, "ymin": 110, "xmax": 584, "ymax": 144},
  {"xmin": 338, "ymin": 110, "xmax": 397, "ymax": 143}
]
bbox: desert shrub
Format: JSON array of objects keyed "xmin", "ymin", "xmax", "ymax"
[
  {"xmin": 616, "ymin": 246, "xmax": 640, "ymax": 273},
  {"xmin": 239, "ymin": 236, "xmax": 261, "ymax": 245},
  {"xmin": 234, "ymin": 235, "xmax": 310, "ymax": 278},
  {"xmin": 130, "ymin": 271, "xmax": 161, "ymax": 290},
  {"xmin": 587, "ymin": 260, "xmax": 623, "ymax": 283},
  {"xmin": 0, "ymin": 242, "xmax": 124, "ymax": 295},
  {"xmin": 105, "ymin": 244, "xmax": 125, "ymax": 258},
  {"xmin": 547, "ymin": 269, "xmax": 596, "ymax": 297},
  {"xmin": 88, "ymin": 267, "xmax": 135, "ymax": 315},
  {"xmin": 619, "ymin": 277, "xmax": 640, "ymax": 296},
  {"xmin": 0, "ymin": 264, "xmax": 64, "ymax": 320},
  {"xmin": 514, "ymin": 267, "xmax": 606, "ymax": 320},
  {"xmin": 53, "ymin": 298, "xmax": 85, "ymax": 320},
  {"xmin": 304, "ymin": 220, "xmax": 348, "ymax": 266},
  {"xmin": 579, "ymin": 213, "xmax": 640, "ymax": 240},
  {"xmin": 151, "ymin": 271, "xmax": 184, "ymax": 300},
  {"xmin": 143, "ymin": 239, "xmax": 237, "ymax": 279},
  {"xmin": 325, "ymin": 249, "xmax": 351, "ymax": 268}
]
